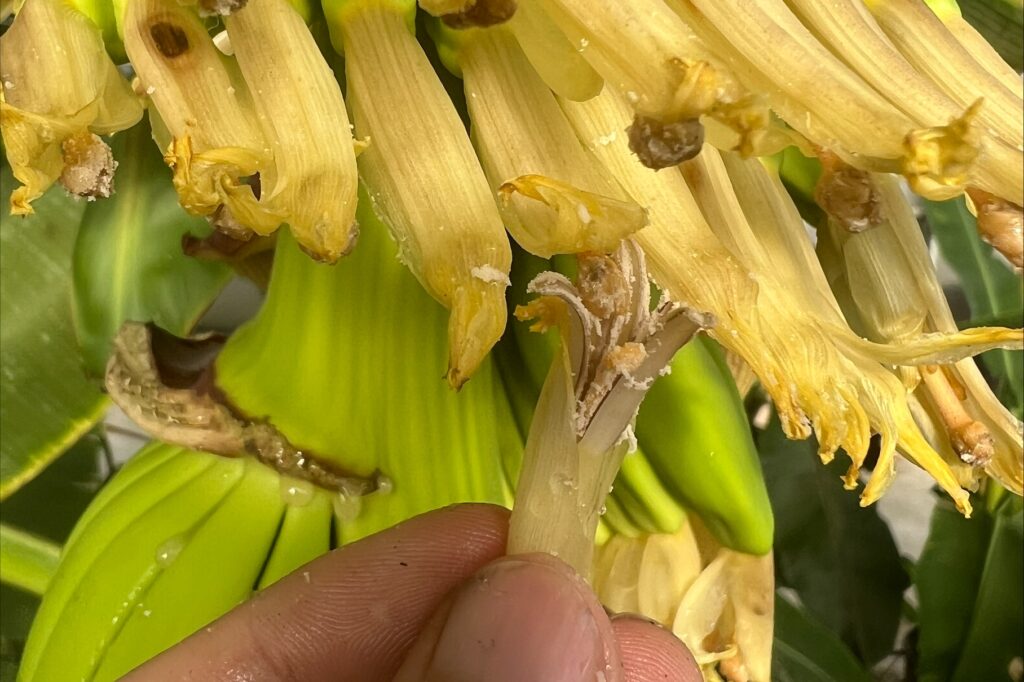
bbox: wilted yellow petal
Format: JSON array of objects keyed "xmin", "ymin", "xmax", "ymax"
[
  {"xmin": 442, "ymin": 26, "xmax": 646, "ymax": 258},
  {"xmin": 0, "ymin": 0, "xmax": 141, "ymax": 213}
]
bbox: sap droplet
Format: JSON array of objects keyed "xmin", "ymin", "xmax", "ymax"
[
  {"xmin": 155, "ymin": 535, "xmax": 185, "ymax": 567},
  {"xmin": 143, "ymin": 609, "xmax": 152, "ymax": 618},
  {"xmin": 550, "ymin": 473, "xmax": 577, "ymax": 494},
  {"xmin": 598, "ymin": 504, "xmax": 607, "ymax": 516},
  {"xmin": 279, "ymin": 476, "xmax": 315, "ymax": 507},
  {"xmin": 376, "ymin": 475, "xmax": 394, "ymax": 495},
  {"xmin": 332, "ymin": 492, "xmax": 362, "ymax": 524}
]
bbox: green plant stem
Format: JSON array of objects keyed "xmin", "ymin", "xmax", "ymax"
[{"xmin": 0, "ymin": 524, "xmax": 61, "ymax": 596}]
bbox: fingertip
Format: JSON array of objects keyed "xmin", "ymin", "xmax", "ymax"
[{"xmin": 611, "ymin": 615, "xmax": 702, "ymax": 682}]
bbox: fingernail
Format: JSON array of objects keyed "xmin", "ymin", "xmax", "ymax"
[
  {"xmin": 609, "ymin": 611, "xmax": 664, "ymax": 629},
  {"xmin": 408, "ymin": 553, "xmax": 618, "ymax": 682}
]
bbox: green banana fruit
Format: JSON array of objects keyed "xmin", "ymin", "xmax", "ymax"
[{"xmin": 636, "ymin": 338, "xmax": 775, "ymax": 555}]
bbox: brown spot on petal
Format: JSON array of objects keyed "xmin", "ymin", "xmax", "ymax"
[
  {"xmin": 627, "ymin": 116, "xmax": 704, "ymax": 170},
  {"xmin": 150, "ymin": 21, "xmax": 190, "ymax": 58},
  {"xmin": 442, "ymin": 0, "xmax": 516, "ymax": 28}
]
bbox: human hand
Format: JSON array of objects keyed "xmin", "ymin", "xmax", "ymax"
[{"xmin": 125, "ymin": 504, "xmax": 701, "ymax": 681}]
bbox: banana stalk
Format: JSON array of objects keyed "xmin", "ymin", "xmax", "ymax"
[
  {"xmin": 1, "ymin": 0, "xmax": 142, "ymax": 214},
  {"xmin": 326, "ymin": 0, "xmax": 512, "ymax": 388}
]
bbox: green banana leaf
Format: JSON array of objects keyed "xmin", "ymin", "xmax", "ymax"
[
  {"xmin": 0, "ymin": 171, "xmax": 107, "ymax": 499},
  {"xmin": 772, "ymin": 593, "xmax": 871, "ymax": 682},
  {"xmin": 0, "ymin": 525, "xmax": 60, "ymax": 597},
  {"xmin": 924, "ymin": 197, "xmax": 1024, "ymax": 412},
  {"xmin": 757, "ymin": 414, "xmax": 910, "ymax": 667},
  {"xmin": 958, "ymin": 0, "xmax": 1024, "ymax": 71},
  {"xmin": 0, "ymin": 434, "xmax": 107, "ymax": 676},
  {"xmin": 916, "ymin": 493, "xmax": 1024, "ymax": 682},
  {"xmin": 72, "ymin": 122, "xmax": 233, "ymax": 376}
]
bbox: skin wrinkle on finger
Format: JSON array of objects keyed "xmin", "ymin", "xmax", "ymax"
[
  {"xmin": 125, "ymin": 504, "xmax": 510, "ymax": 682},
  {"xmin": 611, "ymin": 617, "xmax": 702, "ymax": 682},
  {"xmin": 394, "ymin": 553, "xmax": 623, "ymax": 682}
]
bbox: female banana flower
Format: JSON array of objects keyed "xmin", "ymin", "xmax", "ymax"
[
  {"xmin": 559, "ymin": 86, "xmax": 1021, "ymax": 515},
  {"xmin": 0, "ymin": 0, "xmax": 142, "ymax": 214},
  {"xmin": 123, "ymin": 0, "xmax": 359, "ymax": 262},
  {"xmin": 325, "ymin": 0, "xmax": 512, "ymax": 387}
]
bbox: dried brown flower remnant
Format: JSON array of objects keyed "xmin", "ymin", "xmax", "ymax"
[
  {"xmin": 442, "ymin": 0, "xmax": 516, "ymax": 28},
  {"xmin": 815, "ymin": 150, "xmax": 883, "ymax": 232},
  {"xmin": 106, "ymin": 322, "xmax": 381, "ymax": 495},
  {"xmin": 58, "ymin": 132, "xmax": 116, "ymax": 199},
  {"xmin": 628, "ymin": 115, "xmax": 704, "ymax": 170},
  {"xmin": 967, "ymin": 188, "xmax": 1024, "ymax": 269}
]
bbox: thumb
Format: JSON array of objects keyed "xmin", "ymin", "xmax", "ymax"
[{"xmin": 394, "ymin": 553, "xmax": 622, "ymax": 682}]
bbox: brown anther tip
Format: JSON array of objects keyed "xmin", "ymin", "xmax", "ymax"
[
  {"xmin": 442, "ymin": 0, "xmax": 516, "ymax": 28},
  {"xmin": 59, "ymin": 133, "xmax": 116, "ymax": 199},
  {"xmin": 627, "ymin": 116, "xmax": 704, "ymax": 170}
]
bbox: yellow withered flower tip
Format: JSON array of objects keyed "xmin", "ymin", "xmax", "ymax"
[{"xmin": 0, "ymin": 0, "xmax": 141, "ymax": 214}]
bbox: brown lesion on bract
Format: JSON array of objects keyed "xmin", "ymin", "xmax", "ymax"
[
  {"xmin": 442, "ymin": 0, "xmax": 516, "ymax": 28},
  {"xmin": 627, "ymin": 115, "xmax": 705, "ymax": 170},
  {"xmin": 814, "ymin": 149, "xmax": 884, "ymax": 233},
  {"xmin": 106, "ymin": 321, "xmax": 381, "ymax": 497},
  {"xmin": 58, "ymin": 132, "xmax": 117, "ymax": 199}
]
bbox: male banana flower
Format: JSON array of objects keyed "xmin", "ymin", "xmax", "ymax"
[
  {"xmin": 816, "ymin": 166, "xmax": 1024, "ymax": 495},
  {"xmin": 595, "ymin": 518, "xmax": 774, "ymax": 682},
  {"xmin": 0, "ymin": 0, "xmax": 142, "ymax": 214},
  {"xmin": 559, "ymin": 87, "xmax": 1021, "ymax": 515}
]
